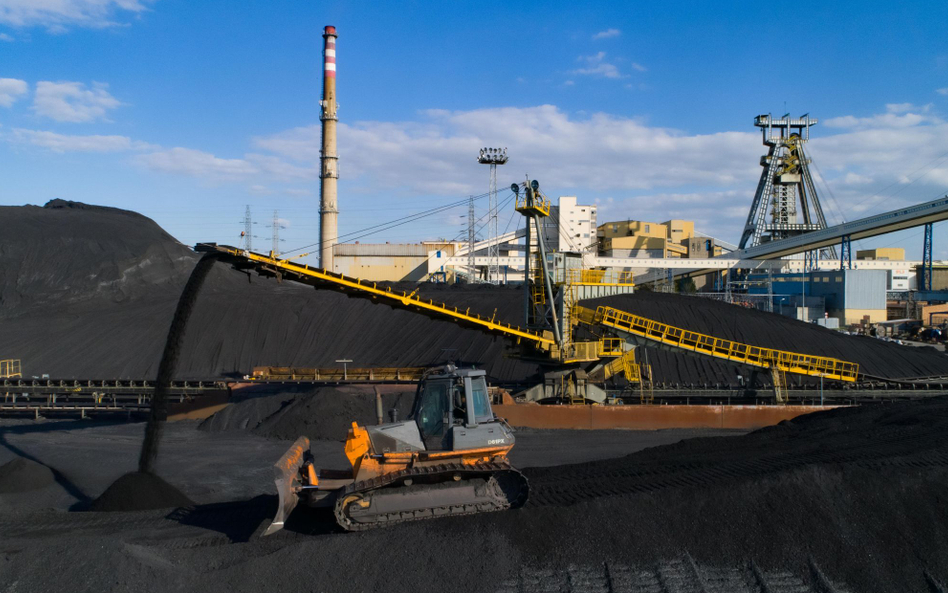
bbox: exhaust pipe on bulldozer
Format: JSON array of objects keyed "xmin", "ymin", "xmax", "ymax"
[{"xmin": 264, "ymin": 436, "xmax": 310, "ymax": 536}]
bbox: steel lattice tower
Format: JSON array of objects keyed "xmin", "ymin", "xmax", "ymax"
[
  {"xmin": 271, "ymin": 210, "xmax": 281, "ymax": 255},
  {"xmin": 478, "ymin": 148, "xmax": 508, "ymax": 283},
  {"xmin": 242, "ymin": 205, "xmax": 253, "ymax": 251},
  {"xmin": 739, "ymin": 114, "xmax": 836, "ymax": 258},
  {"xmin": 468, "ymin": 195, "xmax": 476, "ymax": 281}
]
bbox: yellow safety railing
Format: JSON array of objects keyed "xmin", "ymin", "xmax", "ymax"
[
  {"xmin": 199, "ymin": 244, "xmax": 555, "ymax": 349},
  {"xmin": 578, "ymin": 305, "xmax": 859, "ymax": 382},
  {"xmin": 251, "ymin": 366, "xmax": 425, "ymax": 382},
  {"xmin": 0, "ymin": 359, "xmax": 21, "ymax": 379},
  {"xmin": 603, "ymin": 348, "xmax": 640, "ymax": 382},
  {"xmin": 551, "ymin": 340, "xmax": 600, "ymax": 364},
  {"xmin": 598, "ymin": 338, "xmax": 624, "ymax": 357},
  {"xmin": 514, "ymin": 193, "xmax": 551, "ymax": 217},
  {"xmin": 565, "ymin": 269, "xmax": 635, "ymax": 286}
]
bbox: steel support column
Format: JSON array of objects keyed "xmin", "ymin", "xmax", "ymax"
[
  {"xmin": 922, "ymin": 222, "xmax": 934, "ymax": 291},
  {"xmin": 839, "ymin": 235, "xmax": 852, "ymax": 270}
]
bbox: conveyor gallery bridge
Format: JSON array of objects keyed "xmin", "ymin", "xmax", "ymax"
[{"xmin": 196, "ymin": 244, "xmax": 555, "ymax": 350}]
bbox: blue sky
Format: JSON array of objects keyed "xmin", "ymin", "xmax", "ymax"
[{"xmin": 2, "ymin": 0, "xmax": 948, "ymax": 261}]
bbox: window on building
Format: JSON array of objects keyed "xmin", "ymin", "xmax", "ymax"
[
  {"xmin": 645, "ymin": 224, "xmax": 650, "ymax": 233},
  {"xmin": 612, "ymin": 224, "xmax": 618, "ymax": 232}
]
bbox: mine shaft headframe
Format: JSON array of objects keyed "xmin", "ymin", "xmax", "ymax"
[{"xmin": 754, "ymin": 113, "xmax": 817, "ymax": 146}]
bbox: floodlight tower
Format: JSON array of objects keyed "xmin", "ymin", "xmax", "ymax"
[{"xmin": 478, "ymin": 147, "xmax": 508, "ymax": 283}]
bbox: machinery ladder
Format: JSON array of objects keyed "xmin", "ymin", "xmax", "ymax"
[
  {"xmin": 771, "ymin": 367, "xmax": 788, "ymax": 404},
  {"xmin": 639, "ymin": 363, "xmax": 654, "ymax": 404}
]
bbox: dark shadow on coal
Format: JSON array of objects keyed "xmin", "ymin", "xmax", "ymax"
[
  {"xmin": 165, "ymin": 495, "xmax": 339, "ymax": 542},
  {"xmin": 0, "ymin": 420, "xmax": 115, "ymax": 505}
]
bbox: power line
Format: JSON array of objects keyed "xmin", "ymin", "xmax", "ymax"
[{"xmin": 278, "ymin": 190, "xmax": 494, "ymax": 257}]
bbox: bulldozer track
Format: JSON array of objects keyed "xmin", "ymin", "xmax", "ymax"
[{"xmin": 333, "ymin": 461, "xmax": 529, "ymax": 531}]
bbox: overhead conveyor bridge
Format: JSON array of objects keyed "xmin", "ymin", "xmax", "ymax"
[
  {"xmin": 195, "ymin": 244, "xmax": 555, "ymax": 350},
  {"xmin": 574, "ymin": 305, "xmax": 860, "ymax": 382}
]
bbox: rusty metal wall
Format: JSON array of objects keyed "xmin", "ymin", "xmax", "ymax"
[{"xmin": 494, "ymin": 403, "xmax": 839, "ymax": 430}]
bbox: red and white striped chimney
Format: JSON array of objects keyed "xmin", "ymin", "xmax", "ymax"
[{"xmin": 319, "ymin": 25, "xmax": 338, "ymax": 271}]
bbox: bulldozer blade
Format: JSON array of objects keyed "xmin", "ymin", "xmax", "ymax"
[{"xmin": 263, "ymin": 436, "xmax": 310, "ymax": 536}]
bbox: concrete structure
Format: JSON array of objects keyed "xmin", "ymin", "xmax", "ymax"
[
  {"xmin": 552, "ymin": 197, "xmax": 597, "ymax": 260},
  {"xmin": 916, "ymin": 264, "xmax": 948, "ymax": 291},
  {"xmin": 596, "ymin": 219, "xmax": 693, "ymax": 258},
  {"xmin": 319, "ymin": 25, "xmax": 339, "ymax": 271},
  {"xmin": 333, "ymin": 243, "xmax": 435, "ymax": 281},
  {"xmin": 857, "ymin": 248, "xmax": 905, "ymax": 261},
  {"xmin": 809, "ymin": 269, "xmax": 888, "ymax": 324}
]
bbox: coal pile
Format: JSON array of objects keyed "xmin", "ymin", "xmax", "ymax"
[
  {"xmin": 498, "ymin": 396, "xmax": 948, "ymax": 592},
  {"xmin": 1, "ymin": 201, "xmax": 538, "ymax": 381},
  {"xmin": 4, "ymin": 200, "xmax": 948, "ymax": 387},
  {"xmin": 200, "ymin": 386, "xmax": 416, "ymax": 441},
  {"xmin": 89, "ymin": 472, "xmax": 193, "ymax": 512},
  {"xmin": 0, "ymin": 457, "xmax": 55, "ymax": 493}
]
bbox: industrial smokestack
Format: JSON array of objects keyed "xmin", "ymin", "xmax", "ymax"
[{"xmin": 319, "ymin": 25, "xmax": 339, "ymax": 270}]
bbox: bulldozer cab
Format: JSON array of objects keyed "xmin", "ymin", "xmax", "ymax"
[{"xmin": 411, "ymin": 366, "xmax": 495, "ymax": 450}]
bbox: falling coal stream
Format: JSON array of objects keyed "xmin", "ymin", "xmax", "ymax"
[{"xmin": 139, "ymin": 252, "xmax": 221, "ymax": 474}]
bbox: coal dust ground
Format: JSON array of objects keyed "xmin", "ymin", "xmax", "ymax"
[{"xmin": 3, "ymin": 398, "xmax": 948, "ymax": 593}]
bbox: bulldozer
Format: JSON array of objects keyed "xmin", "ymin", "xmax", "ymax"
[{"xmin": 265, "ymin": 365, "xmax": 529, "ymax": 534}]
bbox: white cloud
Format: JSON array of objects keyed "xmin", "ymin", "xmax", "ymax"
[
  {"xmin": 32, "ymin": 80, "xmax": 122, "ymax": 122},
  {"xmin": 135, "ymin": 147, "xmax": 258, "ymax": 181},
  {"xmin": 823, "ymin": 104, "xmax": 941, "ymax": 129},
  {"xmin": 253, "ymin": 106, "xmax": 762, "ymax": 197},
  {"xmin": 630, "ymin": 62, "xmax": 647, "ymax": 72},
  {"xmin": 938, "ymin": 88, "xmax": 948, "ymax": 96},
  {"xmin": 0, "ymin": 77, "xmax": 27, "ymax": 106},
  {"xmin": 572, "ymin": 52, "xmax": 625, "ymax": 79},
  {"xmin": 0, "ymin": 32, "xmax": 13, "ymax": 41},
  {"xmin": 10, "ymin": 128, "xmax": 153, "ymax": 152},
  {"xmin": 248, "ymin": 184, "xmax": 273, "ymax": 195},
  {"xmin": 0, "ymin": 0, "xmax": 155, "ymax": 31},
  {"xmin": 592, "ymin": 28, "xmax": 620, "ymax": 40},
  {"xmin": 49, "ymin": 100, "xmax": 946, "ymax": 246},
  {"xmin": 843, "ymin": 172, "xmax": 872, "ymax": 185}
]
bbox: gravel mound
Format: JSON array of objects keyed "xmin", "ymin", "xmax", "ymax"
[
  {"xmin": 89, "ymin": 472, "xmax": 193, "ymax": 512},
  {"xmin": 200, "ymin": 387, "xmax": 416, "ymax": 441},
  {"xmin": 0, "ymin": 458, "xmax": 55, "ymax": 493}
]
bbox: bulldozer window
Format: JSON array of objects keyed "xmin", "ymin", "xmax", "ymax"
[
  {"xmin": 470, "ymin": 376, "xmax": 492, "ymax": 423},
  {"xmin": 417, "ymin": 380, "xmax": 448, "ymax": 440}
]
